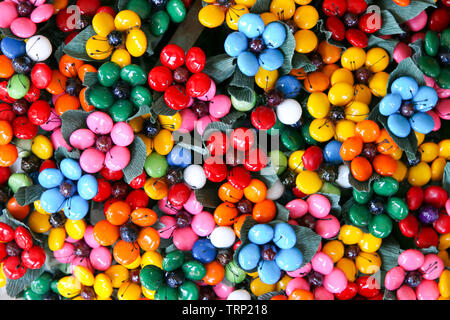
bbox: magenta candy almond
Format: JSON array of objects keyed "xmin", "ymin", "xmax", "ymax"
[
  {"xmin": 315, "ymin": 214, "xmax": 340, "ymax": 239},
  {"xmin": 384, "ymin": 266, "xmax": 405, "ymax": 291},
  {"xmin": 191, "ymin": 211, "xmax": 215, "ymax": 237},
  {"xmin": 286, "ymin": 277, "xmax": 310, "ymax": 296},
  {"xmin": 158, "ymin": 197, "xmax": 182, "ymax": 215},
  {"xmin": 311, "ymin": 251, "xmax": 334, "ymax": 275},
  {"xmin": 398, "ymin": 249, "xmax": 425, "ymax": 271},
  {"xmin": 80, "ymin": 148, "xmax": 105, "ymax": 173},
  {"xmin": 10, "ymin": 17, "xmax": 37, "ymax": 38},
  {"xmin": 51, "ymin": 128, "xmax": 73, "ymax": 151},
  {"xmin": 70, "ymin": 128, "xmax": 96, "ymax": 150},
  {"xmin": 406, "ymin": 11, "xmax": 428, "ymax": 32},
  {"xmin": 0, "ymin": 1, "xmax": 18, "ymax": 28},
  {"xmin": 172, "ymin": 226, "xmax": 198, "ymax": 251},
  {"xmin": 158, "ymin": 215, "xmax": 177, "ymax": 239},
  {"xmin": 419, "ymin": 254, "xmax": 444, "ymax": 280},
  {"xmin": 30, "ymin": 4, "xmax": 54, "ymax": 24},
  {"xmin": 285, "ymin": 199, "xmax": 308, "ymax": 219},
  {"xmin": 393, "ymin": 42, "xmax": 412, "ymax": 64},
  {"xmin": 286, "ymin": 262, "xmax": 311, "ymax": 278},
  {"xmin": 397, "ymin": 284, "xmax": 416, "ymax": 300},
  {"xmin": 415, "ymin": 279, "xmax": 440, "ymax": 300},
  {"xmin": 209, "ymin": 94, "xmax": 231, "ymax": 119},
  {"xmin": 104, "ymin": 145, "xmax": 130, "ymax": 171}
]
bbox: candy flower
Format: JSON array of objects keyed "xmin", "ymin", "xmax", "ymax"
[
  {"xmin": 0, "ymin": 0, "xmax": 54, "ymax": 38},
  {"xmin": 224, "ymin": 13, "xmax": 286, "ymax": 77},
  {"xmin": 86, "ymin": 10, "xmax": 147, "ymax": 60},
  {"xmin": 38, "ymin": 158, "xmax": 98, "ymax": 220},
  {"xmin": 380, "ymin": 76, "xmax": 438, "ymax": 138}
]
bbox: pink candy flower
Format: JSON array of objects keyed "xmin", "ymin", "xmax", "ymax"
[{"xmin": 0, "ymin": 0, "xmax": 54, "ymax": 38}]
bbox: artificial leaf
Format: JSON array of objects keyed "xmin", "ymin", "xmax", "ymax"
[
  {"xmin": 128, "ymin": 105, "xmax": 151, "ymax": 122},
  {"xmin": 278, "ymin": 22, "xmax": 296, "ymax": 76},
  {"xmin": 14, "ymin": 185, "xmax": 46, "ymax": 207},
  {"xmin": 151, "ymin": 95, "xmax": 178, "ymax": 116},
  {"xmin": 82, "ymin": 72, "xmax": 98, "ymax": 87},
  {"xmin": 275, "ymin": 202, "xmax": 289, "ymax": 222},
  {"xmin": 378, "ymin": 236, "xmax": 404, "ymax": 272},
  {"xmin": 63, "ymin": 26, "xmax": 103, "ymax": 62},
  {"xmin": 220, "ymin": 111, "xmax": 246, "ymax": 126},
  {"xmin": 376, "ymin": 0, "xmax": 436, "ymax": 24},
  {"xmin": 443, "ymin": 162, "xmax": 450, "ymax": 195},
  {"xmin": 123, "ymin": 136, "xmax": 147, "ymax": 184},
  {"xmin": 383, "ymin": 290, "xmax": 397, "ymax": 300},
  {"xmin": 227, "ymin": 68, "xmax": 255, "ymax": 105},
  {"xmin": 54, "ymin": 147, "xmax": 81, "ymax": 163},
  {"xmin": 292, "ymin": 53, "xmax": 317, "ymax": 73},
  {"xmin": 6, "ymin": 268, "xmax": 44, "ymax": 298},
  {"xmin": 290, "ymin": 224, "xmax": 322, "ymax": 269},
  {"xmin": 60, "ymin": 110, "xmax": 90, "ymax": 145},
  {"xmin": 388, "ymin": 57, "xmax": 426, "ymax": 88},
  {"xmin": 377, "ymin": 10, "xmax": 404, "ymax": 36},
  {"xmin": 409, "ymin": 38, "xmax": 424, "ymax": 63},
  {"xmin": 250, "ymin": 0, "xmax": 271, "ymax": 14},
  {"xmin": 203, "ymin": 54, "xmax": 237, "ymax": 84},
  {"xmin": 258, "ymin": 290, "xmax": 286, "ymax": 300},
  {"xmin": 194, "ymin": 181, "xmax": 221, "ymax": 208}
]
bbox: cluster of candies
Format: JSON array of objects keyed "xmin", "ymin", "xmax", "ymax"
[
  {"xmin": 384, "ymin": 249, "xmax": 446, "ymax": 300},
  {"xmin": 148, "ymin": 44, "xmax": 211, "ymax": 111},
  {"xmin": 0, "ymin": 223, "xmax": 46, "ymax": 280},
  {"xmin": 401, "ymin": 185, "xmax": 450, "ymax": 249},
  {"xmin": 323, "ymin": 0, "xmax": 381, "ymax": 48}
]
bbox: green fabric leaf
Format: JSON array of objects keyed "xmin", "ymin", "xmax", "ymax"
[
  {"xmin": 378, "ymin": 236, "xmax": 404, "ymax": 272},
  {"xmin": 387, "ymin": 57, "xmax": 426, "ymax": 88},
  {"xmin": 60, "ymin": 110, "xmax": 90, "ymax": 145},
  {"xmin": 227, "ymin": 68, "xmax": 255, "ymax": 105},
  {"xmin": 290, "ymin": 224, "xmax": 322, "ymax": 269},
  {"xmin": 409, "ymin": 39, "xmax": 424, "ymax": 64},
  {"xmin": 292, "ymin": 53, "xmax": 317, "ymax": 73},
  {"xmin": 7, "ymin": 268, "xmax": 44, "ymax": 298},
  {"xmin": 367, "ymin": 35, "xmax": 399, "ymax": 62},
  {"xmin": 63, "ymin": 26, "xmax": 105, "ymax": 62},
  {"xmin": 128, "ymin": 105, "xmax": 151, "ymax": 122},
  {"xmin": 194, "ymin": 181, "xmax": 221, "ymax": 208},
  {"xmin": 377, "ymin": 10, "xmax": 404, "ymax": 36},
  {"xmin": 275, "ymin": 202, "xmax": 289, "ymax": 222},
  {"xmin": 0, "ymin": 28, "xmax": 22, "ymax": 40},
  {"xmin": 220, "ymin": 111, "xmax": 246, "ymax": 126},
  {"xmin": 14, "ymin": 185, "xmax": 46, "ymax": 207},
  {"xmin": 151, "ymin": 95, "xmax": 178, "ymax": 116},
  {"xmin": 376, "ymin": 0, "xmax": 436, "ymax": 24},
  {"xmin": 278, "ymin": 22, "xmax": 296, "ymax": 76},
  {"xmin": 123, "ymin": 136, "xmax": 147, "ymax": 184},
  {"xmin": 250, "ymin": 0, "xmax": 271, "ymax": 14},
  {"xmin": 251, "ymin": 159, "xmax": 279, "ymax": 189},
  {"xmin": 258, "ymin": 290, "xmax": 286, "ymax": 300},
  {"xmin": 82, "ymin": 72, "xmax": 98, "ymax": 87},
  {"xmin": 142, "ymin": 25, "xmax": 164, "ymax": 57},
  {"xmin": 443, "ymin": 162, "xmax": 450, "ymax": 195},
  {"xmin": 383, "ymin": 290, "xmax": 397, "ymax": 300},
  {"xmin": 117, "ymin": 0, "xmax": 128, "ymax": 11},
  {"xmin": 54, "ymin": 147, "xmax": 81, "ymax": 164},
  {"xmin": 203, "ymin": 54, "xmax": 237, "ymax": 84},
  {"xmin": 368, "ymin": 105, "xmax": 418, "ymax": 162}
]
